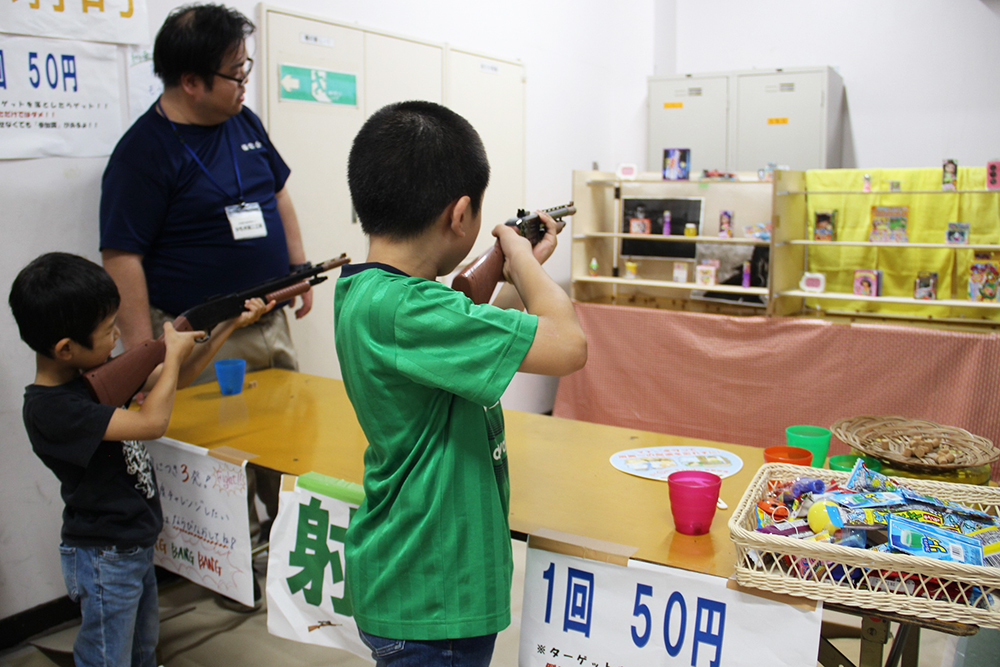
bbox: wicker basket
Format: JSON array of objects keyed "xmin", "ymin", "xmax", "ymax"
[
  {"xmin": 729, "ymin": 463, "xmax": 1000, "ymax": 628},
  {"xmin": 831, "ymin": 415, "xmax": 999, "ymax": 473}
]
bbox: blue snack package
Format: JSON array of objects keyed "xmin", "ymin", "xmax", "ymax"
[
  {"xmin": 830, "ymin": 491, "xmax": 907, "ymax": 509},
  {"xmin": 887, "ymin": 515, "xmax": 984, "ymax": 566},
  {"xmin": 845, "ymin": 457, "xmax": 899, "ymax": 493}
]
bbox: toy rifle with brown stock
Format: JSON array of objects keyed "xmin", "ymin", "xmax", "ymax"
[
  {"xmin": 83, "ymin": 254, "xmax": 350, "ymax": 407},
  {"xmin": 451, "ymin": 203, "xmax": 575, "ymax": 304}
]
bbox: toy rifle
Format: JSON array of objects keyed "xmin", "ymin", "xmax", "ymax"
[
  {"xmin": 83, "ymin": 254, "xmax": 350, "ymax": 407},
  {"xmin": 451, "ymin": 203, "xmax": 575, "ymax": 304}
]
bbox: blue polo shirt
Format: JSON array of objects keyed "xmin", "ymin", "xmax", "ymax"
[{"xmin": 100, "ymin": 104, "xmax": 291, "ymax": 315}]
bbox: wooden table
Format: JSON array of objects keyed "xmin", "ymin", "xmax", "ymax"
[{"xmin": 166, "ymin": 368, "xmax": 765, "ymax": 579}]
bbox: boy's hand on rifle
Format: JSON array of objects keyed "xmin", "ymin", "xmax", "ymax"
[
  {"xmin": 162, "ymin": 321, "xmax": 204, "ymax": 363},
  {"xmin": 493, "ymin": 223, "xmax": 534, "ymax": 284},
  {"xmin": 235, "ymin": 298, "xmax": 276, "ymax": 329},
  {"xmin": 530, "ymin": 211, "xmax": 559, "ymax": 266}
]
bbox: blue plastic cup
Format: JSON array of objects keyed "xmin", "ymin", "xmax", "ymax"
[{"xmin": 214, "ymin": 359, "xmax": 246, "ymax": 396}]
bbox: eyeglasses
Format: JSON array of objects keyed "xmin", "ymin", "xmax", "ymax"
[{"xmin": 215, "ymin": 57, "xmax": 253, "ymax": 84}]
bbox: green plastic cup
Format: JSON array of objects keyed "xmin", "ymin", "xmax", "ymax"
[
  {"xmin": 785, "ymin": 425, "xmax": 831, "ymax": 467},
  {"xmin": 828, "ymin": 454, "xmax": 882, "ymax": 473}
]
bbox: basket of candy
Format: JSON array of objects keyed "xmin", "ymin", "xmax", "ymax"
[{"xmin": 728, "ymin": 460, "xmax": 1000, "ymax": 628}]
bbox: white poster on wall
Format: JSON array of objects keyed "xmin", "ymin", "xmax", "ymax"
[
  {"xmin": 0, "ymin": 0, "xmax": 149, "ymax": 45},
  {"xmin": 519, "ymin": 546, "xmax": 823, "ymax": 667},
  {"xmin": 126, "ymin": 44, "xmax": 161, "ymax": 123},
  {"xmin": 0, "ymin": 34, "xmax": 122, "ymax": 158},
  {"xmin": 146, "ymin": 437, "xmax": 254, "ymax": 607}
]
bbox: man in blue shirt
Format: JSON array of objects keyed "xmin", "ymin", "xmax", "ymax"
[{"xmin": 99, "ymin": 4, "xmax": 310, "ymax": 609}]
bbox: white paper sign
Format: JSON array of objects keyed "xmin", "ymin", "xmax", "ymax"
[
  {"xmin": 0, "ymin": 0, "xmax": 150, "ymax": 45},
  {"xmin": 146, "ymin": 437, "xmax": 254, "ymax": 607},
  {"xmin": 266, "ymin": 476, "xmax": 369, "ymax": 661},
  {"xmin": 0, "ymin": 34, "xmax": 122, "ymax": 158},
  {"xmin": 519, "ymin": 546, "xmax": 822, "ymax": 667}
]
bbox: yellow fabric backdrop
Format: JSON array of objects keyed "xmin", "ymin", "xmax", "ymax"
[{"xmin": 803, "ymin": 167, "xmax": 1000, "ymax": 322}]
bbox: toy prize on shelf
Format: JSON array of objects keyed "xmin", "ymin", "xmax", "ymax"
[
  {"xmin": 813, "ymin": 210, "xmax": 836, "ymax": 242},
  {"xmin": 672, "ymin": 261, "xmax": 688, "ymax": 283},
  {"xmin": 947, "ymin": 222, "xmax": 970, "ymax": 245},
  {"xmin": 853, "ymin": 269, "xmax": 882, "ymax": 297},
  {"xmin": 913, "ymin": 271, "xmax": 938, "ymax": 300},
  {"xmin": 743, "ymin": 221, "xmax": 771, "ymax": 241},
  {"xmin": 942, "ymin": 158, "xmax": 958, "ymax": 191},
  {"xmin": 719, "ymin": 210, "xmax": 733, "ymax": 238},
  {"xmin": 869, "ymin": 206, "xmax": 908, "ymax": 243},
  {"xmin": 610, "ymin": 446, "xmax": 743, "ymax": 482},
  {"xmin": 969, "ymin": 253, "xmax": 999, "ymax": 302},
  {"xmin": 628, "ymin": 205, "xmax": 651, "ymax": 234},
  {"xmin": 662, "ymin": 148, "xmax": 691, "ymax": 180},
  {"xmin": 696, "ymin": 259, "xmax": 719, "ymax": 286}
]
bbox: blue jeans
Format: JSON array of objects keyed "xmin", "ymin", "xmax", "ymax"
[
  {"xmin": 359, "ymin": 629, "xmax": 497, "ymax": 667},
  {"xmin": 59, "ymin": 544, "xmax": 159, "ymax": 667}
]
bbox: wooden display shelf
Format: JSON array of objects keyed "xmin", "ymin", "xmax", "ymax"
[
  {"xmin": 575, "ymin": 232, "xmax": 769, "ymax": 245},
  {"xmin": 578, "ymin": 275, "xmax": 768, "ymax": 296},
  {"xmin": 779, "ymin": 290, "xmax": 1000, "ymax": 309}
]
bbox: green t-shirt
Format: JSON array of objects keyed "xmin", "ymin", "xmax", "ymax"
[{"xmin": 334, "ymin": 263, "xmax": 537, "ymax": 640}]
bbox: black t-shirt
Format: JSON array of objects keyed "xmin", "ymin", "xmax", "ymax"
[{"xmin": 23, "ymin": 377, "xmax": 163, "ymax": 548}]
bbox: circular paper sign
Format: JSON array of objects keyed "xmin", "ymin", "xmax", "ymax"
[{"xmin": 610, "ymin": 446, "xmax": 744, "ymax": 481}]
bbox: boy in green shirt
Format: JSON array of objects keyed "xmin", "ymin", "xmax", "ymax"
[{"xmin": 336, "ymin": 101, "xmax": 587, "ymax": 665}]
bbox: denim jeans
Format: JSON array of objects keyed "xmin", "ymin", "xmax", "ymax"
[
  {"xmin": 59, "ymin": 544, "xmax": 159, "ymax": 667},
  {"xmin": 359, "ymin": 629, "xmax": 497, "ymax": 667}
]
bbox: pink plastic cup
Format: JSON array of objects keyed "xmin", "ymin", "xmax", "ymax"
[{"xmin": 667, "ymin": 470, "xmax": 722, "ymax": 536}]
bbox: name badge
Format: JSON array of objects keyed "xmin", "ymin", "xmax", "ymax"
[{"xmin": 226, "ymin": 202, "xmax": 267, "ymax": 240}]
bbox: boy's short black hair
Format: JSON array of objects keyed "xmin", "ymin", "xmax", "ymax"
[
  {"xmin": 154, "ymin": 3, "xmax": 254, "ymax": 89},
  {"xmin": 9, "ymin": 253, "xmax": 121, "ymax": 358},
  {"xmin": 348, "ymin": 101, "xmax": 490, "ymax": 239}
]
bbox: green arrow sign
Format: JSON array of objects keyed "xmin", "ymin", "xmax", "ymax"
[{"xmin": 278, "ymin": 64, "xmax": 357, "ymax": 106}]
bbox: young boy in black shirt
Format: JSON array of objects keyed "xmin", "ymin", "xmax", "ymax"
[{"xmin": 9, "ymin": 252, "xmax": 271, "ymax": 667}]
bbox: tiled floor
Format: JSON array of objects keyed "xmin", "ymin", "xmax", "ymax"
[{"xmin": 3, "ymin": 538, "xmax": 994, "ymax": 666}]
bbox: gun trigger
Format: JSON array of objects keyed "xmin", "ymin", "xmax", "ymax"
[{"xmin": 195, "ymin": 333, "xmax": 211, "ymax": 344}]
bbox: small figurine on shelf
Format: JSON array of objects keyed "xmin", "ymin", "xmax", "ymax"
[
  {"xmin": 624, "ymin": 261, "xmax": 639, "ymax": 280},
  {"xmin": 719, "ymin": 210, "xmax": 733, "ymax": 238},
  {"xmin": 742, "ymin": 260, "xmax": 751, "ymax": 288},
  {"xmin": 588, "ymin": 257, "xmax": 599, "ymax": 277},
  {"xmin": 862, "ymin": 173, "xmax": 872, "ymax": 193},
  {"xmin": 684, "ymin": 223, "xmax": 697, "ymax": 237},
  {"xmin": 889, "ymin": 180, "xmax": 902, "ymax": 192},
  {"xmin": 661, "ymin": 210, "xmax": 672, "ymax": 235},
  {"xmin": 942, "ymin": 159, "xmax": 958, "ymax": 191}
]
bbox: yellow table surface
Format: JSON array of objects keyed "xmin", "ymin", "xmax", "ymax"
[{"xmin": 166, "ymin": 368, "xmax": 765, "ymax": 578}]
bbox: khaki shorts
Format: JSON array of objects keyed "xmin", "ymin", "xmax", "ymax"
[{"xmin": 150, "ymin": 306, "xmax": 298, "ymax": 386}]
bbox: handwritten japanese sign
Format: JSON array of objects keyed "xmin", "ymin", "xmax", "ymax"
[
  {"xmin": 0, "ymin": 34, "xmax": 121, "ymax": 158},
  {"xmin": 1, "ymin": 0, "xmax": 149, "ymax": 45},
  {"xmin": 145, "ymin": 437, "xmax": 254, "ymax": 607},
  {"xmin": 519, "ymin": 546, "xmax": 822, "ymax": 667},
  {"xmin": 266, "ymin": 473, "xmax": 368, "ymax": 661}
]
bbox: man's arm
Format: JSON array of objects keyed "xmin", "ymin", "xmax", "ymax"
[
  {"xmin": 102, "ymin": 249, "xmax": 153, "ymax": 351},
  {"xmin": 275, "ymin": 185, "xmax": 312, "ymax": 319}
]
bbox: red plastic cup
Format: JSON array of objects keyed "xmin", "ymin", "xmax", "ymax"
[
  {"xmin": 667, "ymin": 470, "xmax": 722, "ymax": 536},
  {"xmin": 763, "ymin": 445, "xmax": 813, "ymax": 466}
]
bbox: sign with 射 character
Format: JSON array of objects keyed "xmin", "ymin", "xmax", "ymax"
[
  {"xmin": 519, "ymin": 533, "xmax": 823, "ymax": 667},
  {"xmin": 266, "ymin": 472, "xmax": 368, "ymax": 661}
]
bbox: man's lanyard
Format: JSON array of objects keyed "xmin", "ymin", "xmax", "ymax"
[{"xmin": 156, "ymin": 98, "xmax": 246, "ymax": 205}]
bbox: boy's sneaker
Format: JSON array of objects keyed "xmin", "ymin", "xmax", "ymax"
[{"xmin": 217, "ymin": 575, "xmax": 262, "ymax": 613}]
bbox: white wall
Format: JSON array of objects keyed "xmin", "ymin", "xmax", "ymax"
[
  {"xmin": 672, "ymin": 0, "xmax": 1000, "ymax": 169},
  {"xmin": 0, "ymin": 0, "xmax": 654, "ymax": 618}
]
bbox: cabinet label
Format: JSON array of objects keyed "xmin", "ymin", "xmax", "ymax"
[
  {"xmin": 663, "ymin": 102, "xmax": 683, "ymax": 109},
  {"xmin": 767, "ymin": 117, "xmax": 789, "ymax": 125}
]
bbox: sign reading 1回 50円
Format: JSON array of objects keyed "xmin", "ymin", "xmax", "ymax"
[{"xmin": 278, "ymin": 64, "xmax": 356, "ymax": 106}]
